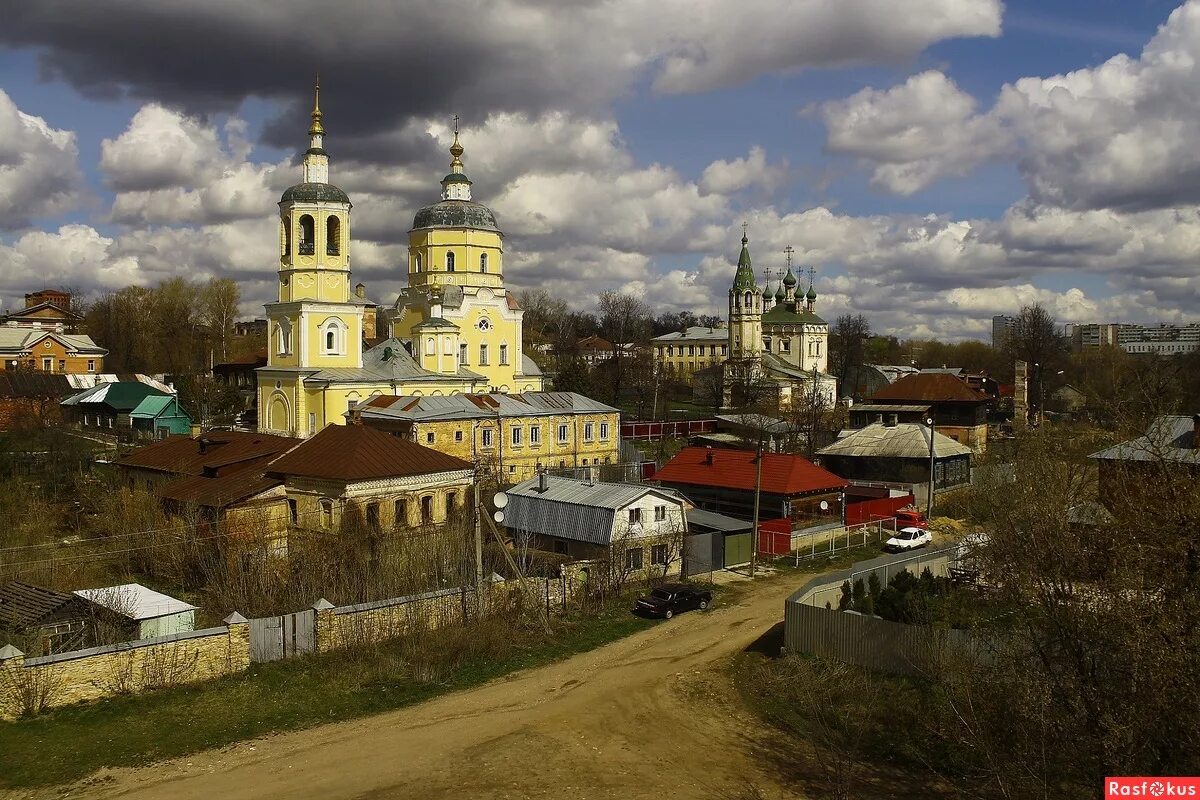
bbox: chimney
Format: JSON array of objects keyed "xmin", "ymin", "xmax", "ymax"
[
  {"xmin": 704, "ymin": 447, "xmax": 714, "ymax": 466},
  {"xmin": 1193, "ymin": 414, "xmax": 1200, "ymax": 449},
  {"xmin": 875, "ymin": 413, "xmax": 884, "ymax": 424},
  {"xmin": 538, "ymin": 469, "xmax": 549, "ymax": 493},
  {"xmin": 885, "ymin": 413, "xmax": 898, "ymax": 428},
  {"xmin": 355, "ymin": 282, "xmax": 366, "ymax": 299}
]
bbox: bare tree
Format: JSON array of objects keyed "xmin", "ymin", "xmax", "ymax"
[
  {"xmin": 598, "ymin": 291, "xmax": 652, "ymax": 406},
  {"xmin": 200, "ymin": 278, "xmax": 240, "ymax": 364}
]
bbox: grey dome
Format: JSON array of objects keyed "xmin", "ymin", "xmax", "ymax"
[
  {"xmin": 280, "ymin": 182, "xmax": 351, "ymax": 205},
  {"xmin": 411, "ymin": 200, "xmax": 499, "ymax": 232}
]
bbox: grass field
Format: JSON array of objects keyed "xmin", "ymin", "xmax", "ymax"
[{"xmin": 0, "ymin": 604, "xmax": 660, "ymax": 788}]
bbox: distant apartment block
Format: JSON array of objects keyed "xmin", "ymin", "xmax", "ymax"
[
  {"xmin": 991, "ymin": 314, "xmax": 1015, "ymax": 349},
  {"xmin": 1067, "ymin": 322, "xmax": 1200, "ymax": 355}
]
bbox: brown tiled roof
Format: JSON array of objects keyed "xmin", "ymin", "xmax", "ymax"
[
  {"xmin": 0, "ymin": 372, "xmax": 74, "ymax": 398},
  {"xmin": 868, "ymin": 372, "xmax": 989, "ymax": 404},
  {"xmin": 267, "ymin": 424, "xmax": 472, "ymax": 481},
  {"xmin": 0, "ymin": 581, "xmax": 83, "ymax": 629},
  {"xmin": 117, "ymin": 431, "xmax": 299, "ymax": 477}
]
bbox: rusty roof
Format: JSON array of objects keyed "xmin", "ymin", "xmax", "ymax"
[
  {"xmin": 867, "ymin": 372, "xmax": 989, "ymax": 404},
  {"xmin": 267, "ymin": 424, "xmax": 472, "ymax": 482},
  {"xmin": 116, "ymin": 431, "xmax": 299, "ymax": 477},
  {"xmin": 0, "ymin": 581, "xmax": 85, "ymax": 630},
  {"xmin": 158, "ymin": 471, "xmax": 283, "ymax": 509}
]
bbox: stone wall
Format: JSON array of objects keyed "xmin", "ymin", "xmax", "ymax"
[
  {"xmin": 315, "ymin": 585, "xmax": 481, "ymax": 651},
  {"xmin": 0, "ymin": 615, "xmax": 249, "ymax": 719}
]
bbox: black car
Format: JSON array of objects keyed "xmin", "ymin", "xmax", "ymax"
[{"xmin": 632, "ymin": 583, "xmax": 713, "ymax": 619}]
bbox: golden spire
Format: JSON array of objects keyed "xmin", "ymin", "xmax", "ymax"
[
  {"xmin": 308, "ymin": 72, "xmax": 325, "ymax": 137},
  {"xmin": 449, "ymin": 114, "xmax": 464, "ymax": 173}
]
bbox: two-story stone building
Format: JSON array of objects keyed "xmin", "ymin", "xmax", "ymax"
[{"xmin": 354, "ymin": 391, "xmax": 621, "ymax": 484}]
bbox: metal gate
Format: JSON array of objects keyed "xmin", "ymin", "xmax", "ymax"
[
  {"xmin": 682, "ymin": 532, "xmax": 717, "ymax": 578},
  {"xmin": 249, "ymin": 609, "xmax": 316, "ymax": 663},
  {"xmin": 724, "ymin": 531, "xmax": 752, "ymax": 568}
]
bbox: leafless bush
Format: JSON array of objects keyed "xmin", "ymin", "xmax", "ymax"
[{"xmin": 0, "ymin": 661, "xmax": 63, "ymax": 717}]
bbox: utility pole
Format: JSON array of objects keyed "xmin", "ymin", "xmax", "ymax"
[
  {"xmin": 926, "ymin": 415, "xmax": 936, "ymax": 520},
  {"xmin": 473, "ymin": 481, "xmax": 485, "ymax": 605}
]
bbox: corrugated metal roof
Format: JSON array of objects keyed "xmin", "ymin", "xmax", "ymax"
[
  {"xmin": 158, "ymin": 471, "xmax": 282, "ymax": 509},
  {"xmin": 267, "ymin": 424, "xmax": 472, "ymax": 481},
  {"xmin": 0, "ymin": 372, "xmax": 74, "ymax": 398},
  {"xmin": 75, "ymin": 584, "xmax": 196, "ymax": 621},
  {"xmin": 360, "ymin": 391, "xmax": 618, "ymax": 423},
  {"xmin": 686, "ymin": 508, "xmax": 752, "ymax": 533},
  {"xmin": 650, "ymin": 326, "xmax": 727, "ymax": 343},
  {"xmin": 817, "ymin": 423, "xmax": 972, "ymax": 459},
  {"xmin": 1090, "ymin": 416, "xmax": 1200, "ymax": 464},
  {"xmin": 60, "ymin": 381, "xmax": 168, "ymax": 411},
  {"xmin": 654, "ymin": 447, "xmax": 848, "ymax": 496},
  {"xmin": 0, "ymin": 581, "xmax": 82, "ymax": 629},
  {"xmin": 504, "ymin": 475, "xmax": 685, "ymax": 545},
  {"xmin": 129, "ymin": 395, "xmax": 180, "ymax": 419}
]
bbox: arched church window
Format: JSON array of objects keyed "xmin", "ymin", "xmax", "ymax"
[
  {"xmin": 298, "ymin": 215, "xmax": 315, "ymax": 255},
  {"xmin": 326, "ymin": 216, "xmax": 341, "ymax": 256},
  {"xmin": 446, "ymin": 251, "xmax": 456, "ymax": 272},
  {"xmin": 320, "ymin": 318, "xmax": 345, "ymax": 356},
  {"xmin": 744, "ymin": 291, "xmax": 752, "ymax": 307},
  {"xmin": 480, "ymin": 253, "xmax": 488, "ymax": 273},
  {"xmin": 282, "ymin": 217, "xmax": 291, "ymax": 257},
  {"xmin": 413, "ymin": 253, "xmax": 421, "ymax": 273}
]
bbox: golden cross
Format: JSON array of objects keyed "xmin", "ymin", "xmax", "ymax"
[
  {"xmin": 783, "ymin": 245, "xmax": 794, "ymax": 270},
  {"xmin": 453, "ymin": 114, "xmax": 460, "ymax": 134}
]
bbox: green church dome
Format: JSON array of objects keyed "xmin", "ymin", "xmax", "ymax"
[
  {"xmin": 281, "ymin": 182, "xmax": 351, "ymax": 205},
  {"xmin": 412, "ymin": 200, "xmax": 499, "ymax": 232}
]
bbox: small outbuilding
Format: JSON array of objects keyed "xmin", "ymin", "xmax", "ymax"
[
  {"xmin": 0, "ymin": 581, "xmax": 95, "ymax": 655},
  {"xmin": 129, "ymin": 394, "xmax": 193, "ymax": 438},
  {"xmin": 816, "ymin": 422, "xmax": 972, "ymax": 490},
  {"xmin": 74, "ymin": 583, "xmax": 197, "ymax": 640}
]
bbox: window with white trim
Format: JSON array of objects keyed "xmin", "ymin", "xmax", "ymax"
[
  {"xmin": 482, "ymin": 428, "xmax": 493, "ymax": 448},
  {"xmin": 529, "ymin": 425, "xmax": 540, "ymax": 445},
  {"xmin": 599, "ymin": 422, "xmax": 609, "ymax": 440},
  {"xmin": 654, "ymin": 505, "xmax": 666, "ymax": 521},
  {"xmin": 499, "ymin": 343, "xmax": 508, "ymax": 365},
  {"xmin": 446, "ymin": 251, "xmax": 456, "ymax": 272},
  {"xmin": 511, "ymin": 427, "xmax": 522, "ymax": 446},
  {"xmin": 584, "ymin": 422, "xmax": 594, "ymax": 441},
  {"xmin": 557, "ymin": 423, "xmax": 569, "ymax": 443}
]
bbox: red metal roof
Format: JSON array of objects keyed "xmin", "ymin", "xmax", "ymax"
[
  {"xmin": 868, "ymin": 372, "xmax": 989, "ymax": 403},
  {"xmin": 654, "ymin": 447, "xmax": 848, "ymax": 496},
  {"xmin": 266, "ymin": 424, "xmax": 472, "ymax": 482}
]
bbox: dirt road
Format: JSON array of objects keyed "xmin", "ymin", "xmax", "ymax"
[{"xmin": 59, "ymin": 576, "xmax": 805, "ymax": 800}]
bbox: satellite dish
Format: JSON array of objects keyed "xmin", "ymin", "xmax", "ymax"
[
  {"xmin": 819, "ymin": 500, "xmax": 829, "ymax": 511},
  {"xmin": 493, "ymin": 492, "xmax": 509, "ymax": 509},
  {"xmin": 493, "ymin": 511, "xmax": 505, "ymax": 524}
]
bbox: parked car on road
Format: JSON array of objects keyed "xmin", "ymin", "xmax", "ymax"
[
  {"xmin": 884, "ymin": 526, "xmax": 933, "ymax": 553},
  {"xmin": 632, "ymin": 583, "xmax": 713, "ymax": 619}
]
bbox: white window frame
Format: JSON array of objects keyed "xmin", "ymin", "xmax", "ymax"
[
  {"xmin": 320, "ymin": 318, "xmax": 347, "ymax": 356},
  {"xmin": 599, "ymin": 422, "xmax": 610, "ymax": 440},
  {"xmin": 557, "ymin": 423, "xmax": 569, "ymax": 443},
  {"xmin": 584, "ymin": 422, "xmax": 594, "ymax": 442},
  {"xmin": 511, "ymin": 427, "xmax": 522, "ymax": 446},
  {"xmin": 482, "ymin": 428, "xmax": 494, "ymax": 448},
  {"xmin": 499, "ymin": 343, "xmax": 509, "ymax": 365},
  {"xmin": 654, "ymin": 505, "xmax": 666, "ymax": 521},
  {"xmin": 529, "ymin": 425, "xmax": 540, "ymax": 445}
]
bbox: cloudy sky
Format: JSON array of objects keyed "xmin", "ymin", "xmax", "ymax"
[{"xmin": 1, "ymin": 0, "xmax": 1197, "ymax": 340}]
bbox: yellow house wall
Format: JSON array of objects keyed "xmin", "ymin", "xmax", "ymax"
[
  {"xmin": 300, "ymin": 309, "xmax": 363, "ymax": 370},
  {"xmin": 285, "ymin": 473, "xmax": 473, "ymax": 532},
  {"xmin": 407, "ymin": 228, "xmax": 505, "ymax": 292},
  {"xmin": 410, "ymin": 411, "xmax": 620, "ymax": 483},
  {"xmin": 6, "ymin": 337, "xmax": 103, "ymax": 374},
  {"xmin": 653, "ymin": 340, "xmax": 726, "ymax": 377}
]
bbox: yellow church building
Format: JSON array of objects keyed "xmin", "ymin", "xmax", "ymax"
[{"xmin": 258, "ymin": 84, "xmax": 543, "ymax": 438}]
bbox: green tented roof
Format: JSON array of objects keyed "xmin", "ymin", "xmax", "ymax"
[{"xmin": 731, "ymin": 235, "xmax": 757, "ymax": 292}]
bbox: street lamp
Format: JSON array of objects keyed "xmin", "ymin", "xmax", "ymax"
[{"xmin": 926, "ymin": 416, "xmax": 936, "ymax": 519}]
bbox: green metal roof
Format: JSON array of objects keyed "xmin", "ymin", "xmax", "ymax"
[
  {"xmin": 61, "ymin": 382, "xmax": 168, "ymax": 412},
  {"xmin": 731, "ymin": 235, "xmax": 757, "ymax": 292},
  {"xmin": 129, "ymin": 395, "xmax": 188, "ymax": 420},
  {"xmin": 412, "ymin": 200, "xmax": 499, "ymax": 231},
  {"xmin": 763, "ymin": 304, "xmax": 826, "ymax": 325},
  {"xmin": 280, "ymin": 182, "xmax": 351, "ymax": 204}
]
